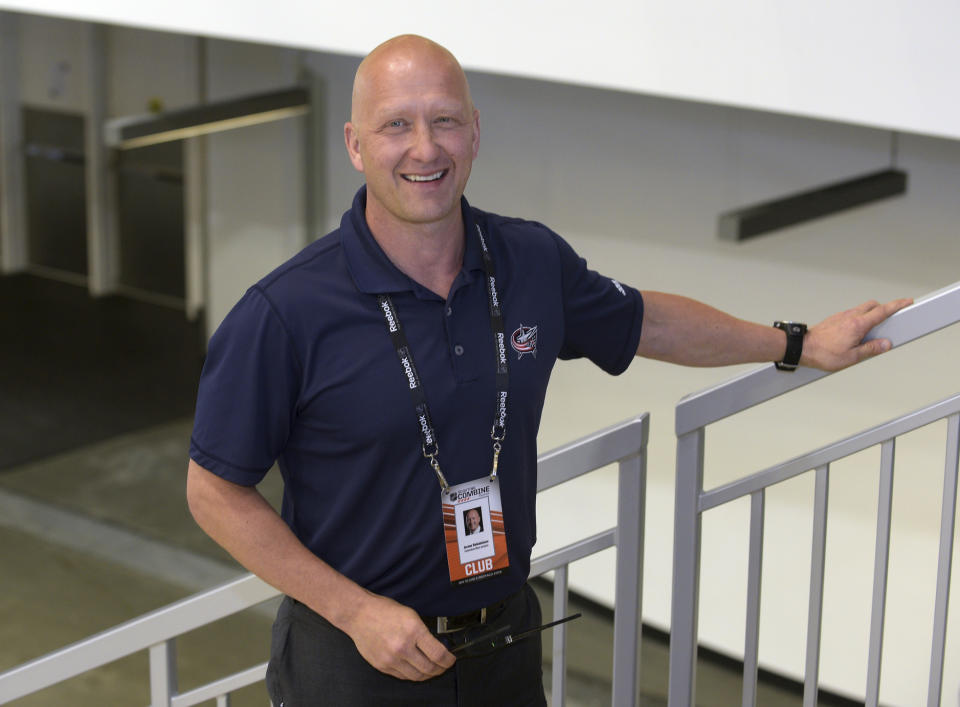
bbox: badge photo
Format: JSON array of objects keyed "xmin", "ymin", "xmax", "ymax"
[{"xmin": 456, "ymin": 499, "xmax": 494, "ymax": 565}]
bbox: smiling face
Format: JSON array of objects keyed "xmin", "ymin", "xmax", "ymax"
[
  {"xmin": 465, "ymin": 508, "xmax": 481, "ymax": 534},
  {"xmin": 344, "ymin": 36, "xmax": 479, "ymax": 237}
]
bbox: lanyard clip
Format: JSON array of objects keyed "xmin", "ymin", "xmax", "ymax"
[
  {"xmin": 490, "ymin": 440, "xmax": 502, "ymax": 482},
  {"xmin": 423, "ymin": 443, "xmax": 450, "ymax": 491},
  {"xmin": 490, "ymin": 425, "xmax": 505, "ymax": 482}
]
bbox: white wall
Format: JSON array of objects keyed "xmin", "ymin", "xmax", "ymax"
[
  {"xmin": 18, "ymin": 13, "xmax": 87, "ymax": 113},
  {"xmin": 1, "ymin": 0, "xmax": 958, "ymax": 140},
  {"xmin": 106, "ymin": 27, "xmax": 198, "ymax": 116},
  {"xmin": 203, "ymin": 38, "xmax": 308, "ymax": 335}
]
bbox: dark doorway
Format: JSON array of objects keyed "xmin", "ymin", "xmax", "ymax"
[
  {"xmin": 23, "ymin": 107, "xmax": 87, "ymax": 277},
  {"xmin": 117, "ymin": 141, "xmax": 185, "ymax": 300}
]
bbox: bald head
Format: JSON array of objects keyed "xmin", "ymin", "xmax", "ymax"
[
  {"xmin": 343, "ymin": 34, "xmax": 480, "ymax": 237},
  {"xmin": 351, "ymin": 35, "xmax": 474, "ymax": 125}
]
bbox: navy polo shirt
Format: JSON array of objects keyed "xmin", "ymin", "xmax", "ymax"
[{"xmin": 190, "ymin": 187, "xmax": 644, "ymax": 616}]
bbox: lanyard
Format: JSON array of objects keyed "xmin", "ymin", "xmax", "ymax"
[{"xmin": 378, "ymin": 224, "xmax": 509, "ymax": 491}]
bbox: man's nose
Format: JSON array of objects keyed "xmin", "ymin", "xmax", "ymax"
[{"xmin": 408, "ymin": 122, "xmax": 442, "ymax": 162}]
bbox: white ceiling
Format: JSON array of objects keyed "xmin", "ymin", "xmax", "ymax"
[{"xmin": 3, "ymin": 0, "xmax": 958, "ymax": 141}]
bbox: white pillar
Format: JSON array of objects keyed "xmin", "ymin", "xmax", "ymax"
[
  {"xmin": 0, "ymin": 11, "xmax": 28, "ymax": 273},
  {"xmin": 83, "ymin": 22, "xmax": 118, "ymax": 296}
]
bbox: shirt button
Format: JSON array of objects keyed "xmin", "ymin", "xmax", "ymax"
[
  {"xmin": 454, "ymin": 344, "xmax": 464, "ymax": 356},
  {"xmin": 446, "ymin": 306, "xmax": 453, "ymax": 317}
]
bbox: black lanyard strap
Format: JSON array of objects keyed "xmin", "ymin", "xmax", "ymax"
[
  {"xmin": 378, "ymin": 224, "xmax": 510, "ymax": 490},
  {"xmin": 476, "ymin": 224, "xmax": 509, "ymax": 479},
  {"xmin": 378, "ymin": 295, "xmax": 449, "ymax": 489}
]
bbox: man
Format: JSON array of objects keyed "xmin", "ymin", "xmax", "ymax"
[
  {"xmin": 464, "ymin": 508, "xmax": 483, "ymax": 535},
  {"xmin": 186, "ymin": 34, "xmax": 909, "ymax": 706}
]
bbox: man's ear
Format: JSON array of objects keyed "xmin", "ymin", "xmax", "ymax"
[
  {"xmin": 471, "ymin": 109, "xmax": 480, "ymax": 159},
  {"xmin": 344, "ymin": 122, "xmax": 364, "ymax": 173}
]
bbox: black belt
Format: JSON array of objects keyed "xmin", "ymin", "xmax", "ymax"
[{"xmin": 421, "ymin": 589, "xmax": 519, "ymax": 635}]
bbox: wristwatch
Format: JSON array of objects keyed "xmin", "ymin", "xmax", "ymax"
[{"xmin": 773, "ymin": 321, "xmax": 807, "ymax": 371}]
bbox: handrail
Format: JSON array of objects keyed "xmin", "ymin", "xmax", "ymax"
[
  {"xmin": 669, "ymin": 278, "xmax": 960, "ymax": 707},
  {"xmin": 0, "ymin": 574, "xmax": 276, "ymax": 701},
  {"xmin": 675, "ymin": 279, "xmax": 960, "ymax": 436},
  {"xmin": 0, "ymin": 414, "xmax": 649, "ymax": 705},
  {"xmin": 699, "ymin": 391, "xmax": 960, "ymax": 512}
]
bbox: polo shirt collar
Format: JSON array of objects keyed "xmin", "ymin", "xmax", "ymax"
[{"xmin": 342, "ymin": 186, "xmax": 485, "ymax": 296}]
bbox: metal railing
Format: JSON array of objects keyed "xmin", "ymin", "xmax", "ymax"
[
  {"xmin": 668, "ymin": 281, "xmax": 960, "ymax": 707},
  {"xmin": 0, "ymin": 414, "xmax": 649, "ymax": 706}
]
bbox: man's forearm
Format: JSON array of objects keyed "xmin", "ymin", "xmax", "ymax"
[
  {"xmin": 636, "ymin": 291, "xmax": 784, "ymax": 367},
  {"xmin": 185, "ymin": 459, "xmax": 367, "ymax": 628},
  {"xmin": 185, "ymin": 460, "xmax": 456, "ymax": 680},
  {"xmin": 636, "ymin": 291, "xmax": 912, "ymax": 371}
]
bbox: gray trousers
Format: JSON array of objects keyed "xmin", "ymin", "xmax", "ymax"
[{"xmin": 266, "ymin": 584, "xmax": 547, "ymax": 707}]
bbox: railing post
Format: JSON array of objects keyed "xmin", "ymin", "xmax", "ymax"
[
  {"xmin": 865, "ymin": 440, "xmax": 896, "ymax": 706},
  {"xmin": 928, "ymin": 414, "xmax": 960, "ymax": 707},
  {"xmin": 612, "ymin": 450, "xmax": 645, "ymax": 707},
  {"xmin": 669, "ymin": 428, "xmax": 705, "ymax": 707},
  {"xmin": 803, "ymin": 465, "xmax": 830, "ymax": 707},
  {"xmin": 149, "ymin": 639, "xmax": 177, "ymax": 706},
  {"xmin": 742, "ymin": 490, "xmax": 765, "ymax": 707}
]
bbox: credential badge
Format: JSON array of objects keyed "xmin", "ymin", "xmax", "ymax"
[{"xmin": 510, "ymin": 324, "xmax": 538, "ymax": 359}]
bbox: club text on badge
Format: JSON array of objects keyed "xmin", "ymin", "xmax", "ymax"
[{"xmin": 464, "ymin": 557, "xmax": 495, "ymax": 576}]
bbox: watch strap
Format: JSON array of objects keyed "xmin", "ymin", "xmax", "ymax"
[{"xmin": 773, "ymin": 321, "xmax": 806, "ymax": 371}]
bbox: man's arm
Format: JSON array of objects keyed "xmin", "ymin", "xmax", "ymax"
[
  {"xmin": 636, "ymin": 291, "xmax": 913, "ymax": 371},
  {"xmin": 185, "ymin": 460, "xmax": 455, "ymax": 680}
]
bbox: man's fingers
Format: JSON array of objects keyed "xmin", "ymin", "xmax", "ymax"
[
  {"xmin": 806, "ymin": 296, "xmax": 912, "ymax": 372},
  {"xmin": 399, "ymin": 637, "xmax": 449, "ymax": 679},
  {"xmin": 880, "ymin": 297, "xmax": 914, "ymax": 318},
  {"xmin": 346, "ymin": 595, "xmax": 456, "ymax": 682},
  {"xmin": 861, "ymin": 297, "xmax": 913, "ymax": 327},
  {"xmin": 417, "ymin": 631, "xmax": 456, "ymax": 670},
  {"xmin": 856, "ymin": 337, "xmax": 892, "ymax": 363},
  {"xmin": 852, "ymin": 299, "xmax": 881, "ymax": 315}
]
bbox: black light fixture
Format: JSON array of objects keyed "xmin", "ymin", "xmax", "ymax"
[
  {"xmin": 104, "ymin": 87, "xmax": 309, "ymax": 149},
  {"xmin": 718, "ymin": 132, "xmax": 908, "ymax": 241},
  {"xmin": 718, "ymin": 169, "xmax": 907, "ymax": 241}
]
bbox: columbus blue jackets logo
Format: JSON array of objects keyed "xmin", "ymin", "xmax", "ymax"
[{"xmin": 510, "ymin": 324, "xmax": 538, "ymax": 359}]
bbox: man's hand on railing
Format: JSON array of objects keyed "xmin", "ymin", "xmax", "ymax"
[{"xmin": 800, "ymin": 298, "xmax": 913, "ymax": 372}]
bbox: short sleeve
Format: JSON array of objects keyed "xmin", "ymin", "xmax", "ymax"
[
  {"xmin": 189, "ymin": 287, "xmax": 302, "ymax": 485},
  {"xmin": 554, "ymin": 233, "xmax": 644, "ymax": 375}
]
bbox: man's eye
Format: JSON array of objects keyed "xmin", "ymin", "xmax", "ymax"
[
  {"xmin": 388, "ymin": 120, "xmax": 404, "ymax": 128},
  {"xmin": 435, "ymin": 116, "xmax": 453, "ymax": 124}
]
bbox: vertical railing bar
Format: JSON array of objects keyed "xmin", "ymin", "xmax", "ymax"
[
  {"xmin": 927, "ymin": 413, "xmax": 960, "ymax": 707},
  {"xmin": 552, "ymin": 565, "xmax": 569, "ymax": 707},
  {"xmin": 215, "ymin": 694, "xmax": 230, "ymax": 707},
  {"xmin": 149, "ymin": 639, "xmax": 177, "ymax": 707},
  {"xmin": 742, "ymin": 490, "xmax": 765, "ymax": 707},
  {"xmin": 612, "ymin": 451, "xmax": 645, "ymax": 707},
  {"xmin": 669, "ymin": 428, "xmax": 705, "ymax": 707},
  {"xmin": 803, "ymin": 465, "xmax": 830, "ymax": 707},
  {"xmin": 865, "ymin": 439, "xmax": 896, "ymax": 706}
]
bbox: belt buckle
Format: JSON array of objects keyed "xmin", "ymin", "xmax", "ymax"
[{"xmin": 436, "ymin": 607, "xmax": 486, "ymax": 634}]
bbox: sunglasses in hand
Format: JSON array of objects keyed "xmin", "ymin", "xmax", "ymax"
[{"xmin": 448, "ymin": 613, "xmax": 582, "ymax": 658}]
